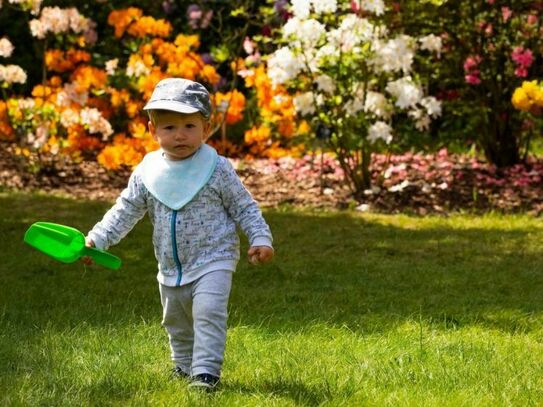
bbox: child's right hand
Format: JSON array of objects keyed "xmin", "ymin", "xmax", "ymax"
[{"xmin": 81, "ymin": 237, "xmax": 95, "ymax": 266}]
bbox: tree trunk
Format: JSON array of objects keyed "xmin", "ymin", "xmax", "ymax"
[{"xmin": 480, "ymin": 109, "xmax": 521, "ymax": 168}]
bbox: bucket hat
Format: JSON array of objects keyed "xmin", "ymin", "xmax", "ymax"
[{"xmin": 143, "ymin": 78, "xmax": 211, "ymax": 119}]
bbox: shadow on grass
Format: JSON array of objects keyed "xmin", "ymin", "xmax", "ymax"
[
  {"xmin": 2, "ymin": 192, "xmax": 543, "ymax": 336},
  {"xmin": 221, "ymin": 378, "xmax": 331, "ymax": 406}
]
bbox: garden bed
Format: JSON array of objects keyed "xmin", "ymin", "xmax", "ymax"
[{"xmin": 1, "ymin": 142, "xmax": 542, "ymax": 215}]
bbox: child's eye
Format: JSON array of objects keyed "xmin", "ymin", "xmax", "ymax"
[
  {"xmin": 186, "ymin": 124, "xmax": 196, "ymax": 129},
  {"xmin": 164, "ymin": 125, "xmax": 175, "ymax": 130}
]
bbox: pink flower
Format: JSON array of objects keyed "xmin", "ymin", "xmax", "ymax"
[
  {"xmin": 501, "ymin": 7, "xmax": 512, "ymax": 22},
  {"xmin": 351, "ymin": 1, "xmax": 359, "ymax": 12},
  {"xmin": 463, "ymin": 55, "xmax": 481, "ymax": 71},
  {"xmin": 511, "ymin": 47, "xmax": 534, "ymax": 67},
  {"xmin": 243, "ymin": 36, "xmax": 255, "ymax": 55},
  {"xmin": 527, "ymin": 14, "xmax": 538, "ymax": 25},
  {"xmin": 484, "ymin": 24, "xmax": 493, "ymax": 35},
  {"xmin": 465, "ymin": 74, "xmax": 481, "ymax": 85},
  {"xmin": 514, "ymin": 66, "xmax": 528, "ymax": 78},
  {"xmin": 487, "ymin": 0, "xmax": 495, "ymax": 4}
]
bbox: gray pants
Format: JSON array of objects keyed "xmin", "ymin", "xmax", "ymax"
[{"xmin": 159, "ymin": 270, "xmax": 232, "ymax": 377}]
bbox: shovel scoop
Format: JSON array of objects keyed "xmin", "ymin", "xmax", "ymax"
[{"xmin": 24, "ymin": 222, "xmax": 121, "ymax": 270}]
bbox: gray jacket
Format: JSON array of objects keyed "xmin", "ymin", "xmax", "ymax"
[{"xmin": 88, "ymin": 156, "xmax": 273, "ymax": 286}]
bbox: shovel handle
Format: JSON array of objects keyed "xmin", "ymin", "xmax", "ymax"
[{"xmin": 81, "ymin": 247, "xmax": 122, "ymax": 270}]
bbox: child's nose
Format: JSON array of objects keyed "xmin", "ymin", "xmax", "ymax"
[{"xmin": 174, "ymin": 129, "xmax": 187, "ymax": 140}]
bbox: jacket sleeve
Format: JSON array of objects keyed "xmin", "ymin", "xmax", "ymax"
[
  {"xmin": 219, "ymin": 158, "xmax": 273, "ymax": 248},
  {"xmin": 87, "ymin": 168, "xmax": 148, "ymax": 250}
]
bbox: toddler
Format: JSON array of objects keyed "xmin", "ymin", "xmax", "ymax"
[{"xmin": 84, "ymin": 78, "xmax": 274, "ymax": 390}]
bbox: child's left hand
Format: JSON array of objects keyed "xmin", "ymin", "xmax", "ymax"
[{"xmin": 248, "ymin": 246, "xmax": 274, "ymax": 265}]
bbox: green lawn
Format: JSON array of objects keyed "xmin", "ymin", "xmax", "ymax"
[{"xmin": 1, "ymin": 191, "xmax": 543, "ymax": 406}]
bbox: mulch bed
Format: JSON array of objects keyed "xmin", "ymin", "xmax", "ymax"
[{"xmin": 1, "ymin": 141, "xmax": 543, "ymax": 215}]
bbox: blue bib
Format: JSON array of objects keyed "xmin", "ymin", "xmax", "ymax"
[{"xmin": 140, "ymin": 144, "xmax": 218, "ymax": 210}]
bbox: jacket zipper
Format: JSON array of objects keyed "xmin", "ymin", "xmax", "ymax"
[{"xmin": 171, "ymin": 210, "xmax": 183, "ymax": 286}]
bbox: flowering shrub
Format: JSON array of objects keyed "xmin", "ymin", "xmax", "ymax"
[
  {"xmin": 0, "ymin": 3, "xmax": 255, "ymax": 171},
  {"xmin": 400, "ymin": 0, "xmax": 543, "ymax": 168},
  {"xmin": 260, "ymin": 0, "xmax": 442, "ymax": 193}
]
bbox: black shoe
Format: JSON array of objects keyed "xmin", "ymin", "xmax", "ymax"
[
  {"xmin": 170, "ymin": 366, "xmax": 190, "ymax": 380},
  {"xmin": 188, "ymin": 373, "xmax": 220, "ymax": 390}
]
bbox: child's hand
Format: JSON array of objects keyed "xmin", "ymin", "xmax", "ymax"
[
  {"xmin": 81, "ymin": 237, "xmax": 95, "ymax": 266},
  {"xmin": 248, "ymin": 246, "xmax": 274, "ymax": 265}
]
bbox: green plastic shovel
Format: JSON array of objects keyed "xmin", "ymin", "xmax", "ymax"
[{"xmin": 24, "ymin": 222, "xmax": 121, "ymax": 270}]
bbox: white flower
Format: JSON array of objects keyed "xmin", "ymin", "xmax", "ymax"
[
  {"xmin": 345, "ymin": 99, "xmax": 364, "ymax": 116},
  {"xmin": 282, "ymin": 17, "xmax": 301, "ymax": 38},
  {"xmin": 364, "ymin": 91, "xmax": 391, "ymax": 119},
  {"xmin": 415, "ymin": 116, "xmax": 431, "ymax": 131},
  {"xmin": 60, "ymin": 108, "xmax": 80, "ymax": 128},
  {"xmin": 344, "ymin": 83, "xmax": 366, "ymax": 116},
  {"xmin": 291, "ymin": 0, "xmax": 311, "ymax": 19},
  {"xmin": 57, "ymin": 82, "xmax": 88, "ymax": 106},
  {"xmin": 293, "ymin": 91, "xmax": 316, "ymax": 115},
  {"xmin": 267, "ymin": 47, "xmax": 304, "ymax": 85},
  {"xmin": 385, "ymin": 77, "xmax": 423, "ymax": 109},
  {"xmin": 327, "ymin": 15, "xmax": 375, "ymax": 52},
  {"xmin": 311, "ymin": 0, "xmax": 337, "ymax": 14},
  {"xmin": 360, "ymin": 0, "xmax": 385, "ymax": 15},
  {"xmin": 0, "ymin": 64, "xmax": 27, "ymax": 84},
  {"xmin": 368, "ymin": 121, "xmax": 393, "ymax": 144},
  {"xmin": 80, "ymin": 107, "xmax": 113, "ymax": 138},
  {"xmin": 29, "ymin": 7, "xmax": 90, "ymax": 39},
  {"xmin": 284, "ymin": 18, "xmax": 326, "ymax": 48},
  {"xmin": 316, "ymin": 44, "xmax": 339, "ymax": 62},
  {"xmin": 371, "ymin": 35, "xmax": 416, "ymax": 73},
  {"xmin": 409, "ymin": 109, "xmax": 431, "ymax": 131},
  {"xmin": 419, "ymin": 34, "xmax": 442, "ymax": 55},
  {"xmin": 29, "ymin": 19, "xmax": 46, "ymax": 39},
  {"xmin": 420, "ymin": 96, "xmax": 442, "ymax": 117},
  {"xmin": 0, "ymin": 37, "xmax": 14, "ymax": 58},
  {"xmin": 315, "ymin": 74, "xmax": 335, "ymax": 94},
  {"xmin": 17, "ymin": 98, "xmax": 36, "ymax": 110},
  {"xmin": 389, "ymin": 180, "xmax": 410, "ymax": 192},
  {"xmin": 126, "ymin": 59, "xmax": 150, "ymax": 78},
  {"xmin": 105, "ymin": 58, "xmax": 118, "ymax": 76}
]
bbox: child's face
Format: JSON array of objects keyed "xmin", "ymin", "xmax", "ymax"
[{"xmin": 149, "ymin": 111, "xmax": 210, "ymax": 160}]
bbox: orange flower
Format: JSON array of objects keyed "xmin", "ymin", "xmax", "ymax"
[
  {"xmin": 0, "ymin": 100, "xmax": 14, "ymax": 140},
  {"xmin": 213, "ymin": 90, "xmax": 246, "ymax": 125},
  {"xmin": 136, "ymin": 68, "xmax": 167, "ymax": 100},
  {"xmin": 97, "ymin": 131, "xmax": 159, "ymax": 170},
  {"xmin": 109, "ymin": 88, "xmax": 131, "ymax": 109},
  {"xmin": 71, "ymin": 66, "xmax": 107, "ymax": 92},
  {"xmin": 65, "ymin": 124, "xmax": 102, "ymax": 153},
  {"xmin": 174, "ymin": 34, "xmax": 200, "ymax": 50},
  {"xmin": 127, "ymin": 16, "xmax": 172, "ymax": 38},
  {"xmin": 244, "ymin": 125, "xmax": 271, "ymax": 145},
  {"xmin": 45, "ymin": 49, "xmax": 91, "ymax": 73},
  {"xmin": 200, "ymin": 65, "xmax": 220, "ymax": 86},
  {"xmin": 32, "ymin": 84, "xmax": 53, "ymax": 99},
  {"xmin": 49, "ymin": 76, "xmax": 63, "ymax": 88},
  {"xmin": 108, "ymin": 8, "xmax": 143, "ymax": 38},
  {"xmin": 149, "ymin": 39, "xmax": 178, "ymax": 64},
  {"xmin": 167, "ymin": 54, "xmax": 203, "ymax": 79}
]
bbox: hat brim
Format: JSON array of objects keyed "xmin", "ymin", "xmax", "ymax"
[{"xmin": 143, "ymin": 100, "xmax": 201, "ymax": 115}]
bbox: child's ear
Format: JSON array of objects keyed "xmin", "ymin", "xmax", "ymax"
[{"xmin": 202, "ymin": 120, "xmax": 211, "ymax": 140}]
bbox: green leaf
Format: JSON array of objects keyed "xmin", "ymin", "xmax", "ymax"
[
  {"xmin": 210, "ymin": 45, "xmax": 231, "ymax": 63},
  {"xmin": 231, "ymin": 7, "xmax": 247, "ymax": 17}
]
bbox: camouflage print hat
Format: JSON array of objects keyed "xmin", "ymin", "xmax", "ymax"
[{"xmin": 143, "ymin": 78, "xmax": 212, "ymax": 119}]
